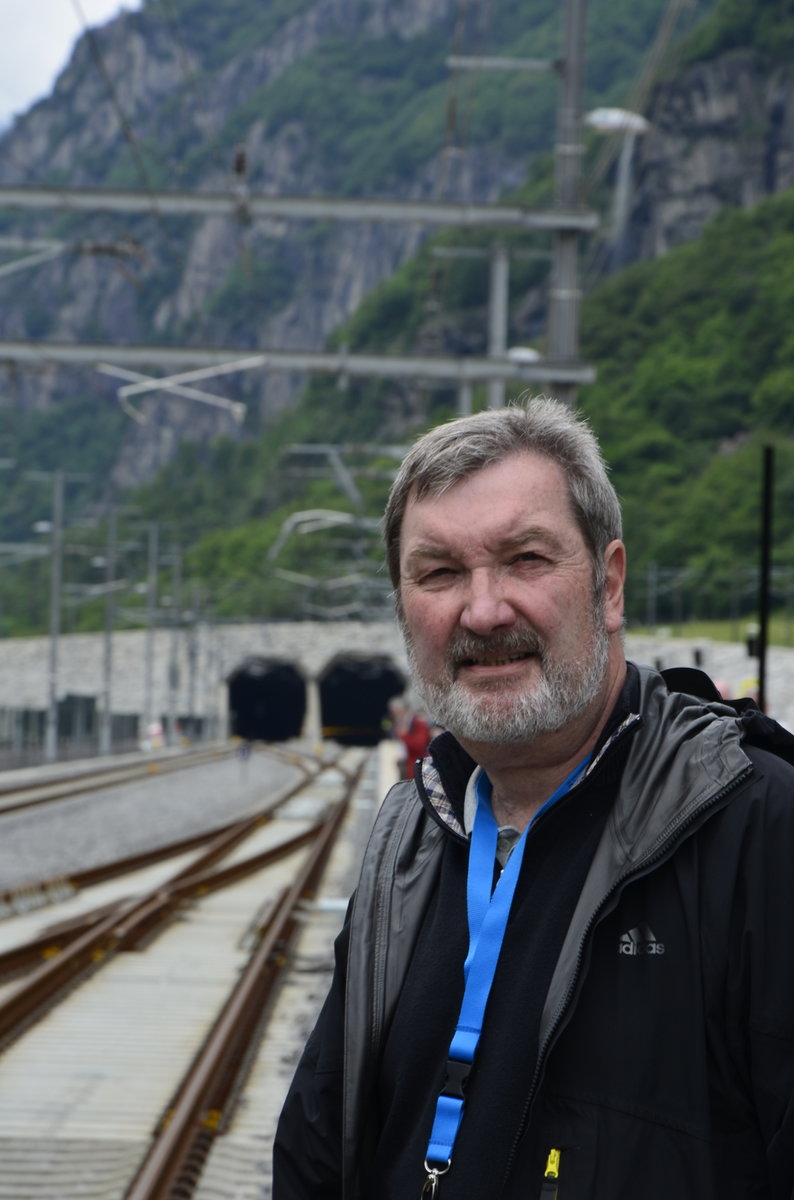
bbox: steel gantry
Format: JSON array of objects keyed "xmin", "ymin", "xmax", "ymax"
[{"xmin": 0, "ymin": 0, "xmax": 593, "ymax": 406}]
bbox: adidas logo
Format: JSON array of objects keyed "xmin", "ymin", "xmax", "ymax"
[{"xmin": 618, "ymin": 923, "xmax": 665, "ymax": 956}]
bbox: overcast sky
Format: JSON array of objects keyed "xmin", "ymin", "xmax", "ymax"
[{"xmin": 0, "ymin": 0, "xmax": 141, "ymax": 129}]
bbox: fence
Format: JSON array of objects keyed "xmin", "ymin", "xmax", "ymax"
[
  {"xmin": 624, "ymin": 564, "xmax": 794, "ymax": 641},
  {"xmin": 0, "ymin": 695, "xmax": 140, "ymax": 770}
]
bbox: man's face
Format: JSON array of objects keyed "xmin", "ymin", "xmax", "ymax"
[{"xmin": 397, "ymin": 451, "xmax": 624, "ymax": 747}]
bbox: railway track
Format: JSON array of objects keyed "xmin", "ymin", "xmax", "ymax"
[
  {"xmin": 0, "ymin": 741, "xmax": 240, "ymax": 817},
  {"xmin": 0, "ymin": 743, "xmax": 385, "ymax": 1199},
  {"xmin": 0, "ymin": 741, "xmax": 322, "ymax": 920}
]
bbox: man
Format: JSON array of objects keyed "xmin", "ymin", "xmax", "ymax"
[{"xmin": 274, "ymin": 399, "xmax": 794, "ymax": 1199}]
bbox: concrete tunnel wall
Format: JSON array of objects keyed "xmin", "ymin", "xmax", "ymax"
[{"xmin": 226, "ymin": 652, "xmax": 406, "ymax": 746}]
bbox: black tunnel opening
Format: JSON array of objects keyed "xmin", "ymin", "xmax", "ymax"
[
  {"xmin": 319, "ymin": 653, "xmax": 405, "ymax": 746},
  {"xmin": 227, "ymin": 656, "xmax": 307, "ymax": 742}
]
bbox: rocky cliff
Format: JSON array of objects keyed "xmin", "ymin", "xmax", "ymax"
[
  {"xmin": 0, "ymin": 0, "xmax": 526, "ymax": 488},
  {"xmin": 626, "ymin": 47, "xmax": 794, "ymax": 261},
  {"xmin": 4, "ymin": 0, "xmax": 756, "ymax": 496}
]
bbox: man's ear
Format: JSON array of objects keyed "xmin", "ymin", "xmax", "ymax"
[{"xmin": 602, "ymin": 540, "xmax": 626, "ymax": 634}]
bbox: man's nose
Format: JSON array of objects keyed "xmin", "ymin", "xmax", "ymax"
[{"xmin": 460, "ymin": 569, "xmax": 516, "ymax": 634}]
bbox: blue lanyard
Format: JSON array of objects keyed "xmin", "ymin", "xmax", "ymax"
[{"xmin": 423, "ymin": 758, "xmax": 591, "ymax": 1187}]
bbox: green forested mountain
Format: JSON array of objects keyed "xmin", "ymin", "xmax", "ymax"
[
  {"xmin": 581, "ymin": 192, "xmax": 794, "ymax": 605},
  {"xmin": 679, "ymin": 0, "xmax": 794, "ymax": 63},
  {"xmin": 3, "ymin": 0, "xmax": 793, "ymax": 635}
]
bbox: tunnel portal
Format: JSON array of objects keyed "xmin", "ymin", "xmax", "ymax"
[
  {"xmin": 319, "ymin": 653, "xmax": 405, "ymax": 746},
  {"xmin": 227, "ymin": 656, "xmax": 307, "ymax": 741}
]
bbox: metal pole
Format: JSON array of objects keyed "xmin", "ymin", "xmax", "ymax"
[
  {"xmin": 547, "ymin": 0, "xmax": 587, "ymax": 407},
  {"xmin": 167, "ymin": 549, "xmax": 182, "ymax": 746},
  {"xmin": 144, "ymin": 521, "xmax": 159, "ymax": 734},
  {"xmin": 758, "ymin": 445, "xmax": 774, "ymax": 713},
  {"xmin": 44, "ymin": 470, "xmax": 64, "ymax": 763},
  {"xmin": 646, "ymin": 561, "xmax": 658, "ymax": 629},
  {"xmin": 487, "ymin": 244, "xmax": 509, "ymax": 409},
  {"xmin": 99, "ymin": 508, "xmax": 117, "ymax": 756},
  {"xmin": 185, "ymin": 582, "xmax": 200, "ymax": 740},
  {"xmin": 202, "ymin": 620, "xmax": 213, "ymax": 741}
]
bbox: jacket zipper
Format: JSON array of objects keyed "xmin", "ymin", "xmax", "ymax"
[
  {"xmin": 500, "ymin": 763, "xmax": 753, "ymax": 1192},
  {"xmin": 369, "ymin": 799, "xmax": 415, "ymax": 1054},
  {"xmin": 539, "ymin": 1148, "xmax": 561, "ymax": 1197}
]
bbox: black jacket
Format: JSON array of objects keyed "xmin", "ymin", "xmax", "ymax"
[{"xmin": 274, "ymin": 665, "xmax": 794, "ymax": 1199}]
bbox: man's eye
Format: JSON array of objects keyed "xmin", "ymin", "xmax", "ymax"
[{"xmin": 419, "ymin": 567, "xmax": 456, "ymax": 584}]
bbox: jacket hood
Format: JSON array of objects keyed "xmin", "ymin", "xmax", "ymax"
[{"xmin": 608, "ymin": 664, "xmax": 752, "ymax": 866}]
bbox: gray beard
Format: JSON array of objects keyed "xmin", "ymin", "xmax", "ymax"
[{"xmin": 403, "ymin": 616, "xmax": 610, "ymax": 746}]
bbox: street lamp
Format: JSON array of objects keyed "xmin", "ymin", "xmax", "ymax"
[{"xmin": 585, "ymin": 107, "xmax": 650, "ymax": 260}]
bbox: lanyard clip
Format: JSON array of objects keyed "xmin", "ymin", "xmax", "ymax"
[
  {"xmin": 421, "ymin": 1159, "xmax": 450, "ymax": 1197},
  {"xmin": 441, "ymin": 1056, "xmax": 471, "ymax": 1099}
]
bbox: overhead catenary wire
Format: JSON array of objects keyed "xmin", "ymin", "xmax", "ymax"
[
  {"xmin": 66, "ymin": 0, "xmax": 195, "ymax": 268},
  {"xmin": 68, "ymin": 0, "xmax": 158, "ymax": 195},
  {"xmin": 147, "ymin": 0, "xmax": 238, "ymax": 183},
  {"xmin": 6, "ymin": 0, "xmax": 243, "ymax": 371}
]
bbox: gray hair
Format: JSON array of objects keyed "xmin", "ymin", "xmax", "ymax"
[{"xmin": 383, "ymin": 397, "xmax": 622, "ymax": 590}]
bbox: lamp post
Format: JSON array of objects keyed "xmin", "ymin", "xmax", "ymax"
[{"xmin": 546, "ymin": 0, "xmax": 588, "ymax": 408}]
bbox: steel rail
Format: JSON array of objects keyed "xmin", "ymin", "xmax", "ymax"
[
  {"xmin": 123, "ymin": 782, "xmax": 356, "ymax": 1200},
  {"xmin": 0, "ymin": 750, "xmax": 322, "ymax": 915},
  {"xmin": 0, "ymin": 897, "xmax": 139, "ymax": 1048},
  {"xmin": 0, "ymin": 742, "xmax": 228, "ymax": 796},
  {"xmin": 0, "ymin": 814, "xmax": 327, "ymax": 984},
  {"xmin": 0, "ymin": 900, "xmax": 123, "ymax": 982},
  {"xmin": 0, "ymin": 743, "xmax": 234, "ymax": 815}
]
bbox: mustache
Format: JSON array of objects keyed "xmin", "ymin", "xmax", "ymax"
[{"xmin": 447, "ymin": 627, "xmax": 546, "ymax": 664}]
